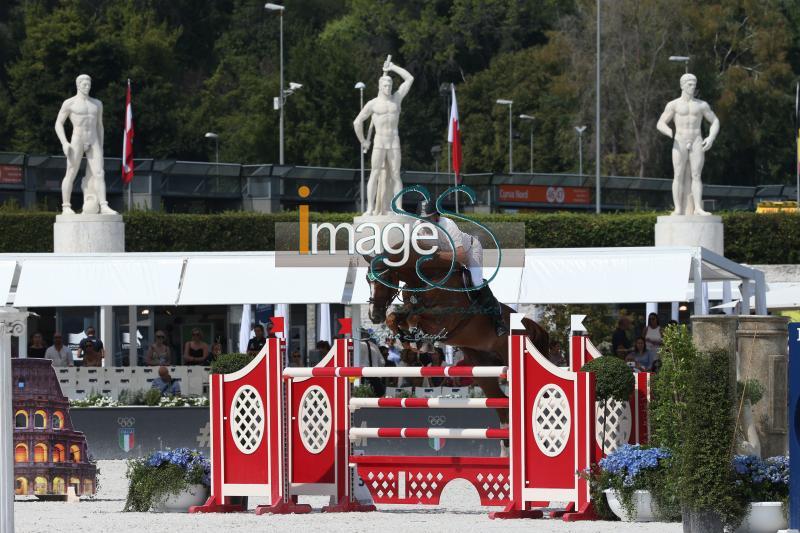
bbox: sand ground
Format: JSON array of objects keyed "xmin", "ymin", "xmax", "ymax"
[{"xmin": 13, "ymin": 460, "xmax": 684, "ymax": 533}]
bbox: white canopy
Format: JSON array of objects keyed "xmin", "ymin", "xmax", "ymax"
[{"xmin": 2, "ymin": 247, "xmax": 766, "ymax": 313}]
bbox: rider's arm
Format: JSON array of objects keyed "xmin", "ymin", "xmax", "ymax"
[
  {"xmin": 437, "ymin": 246, "xmax": 467, "ymax": 264},
  {"xmin": 656, "ymin": 101, "xmax": 675, "ymax": 138},
  {"xmin": 389, "ymin": 63, "xmax": 414, "ymax": 99}
]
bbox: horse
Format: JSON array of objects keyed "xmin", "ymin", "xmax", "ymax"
[{"xmin": 365, "ymin": 248, "xmax": 549, "ymax": 433}]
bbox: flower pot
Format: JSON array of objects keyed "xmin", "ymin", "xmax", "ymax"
[
  {"xmin": 735, "ymin": 502, "xmax": 787, "ymax": 533},
  {"xmin": 604, "ymin": 489, "xmax": 657, "ymax": 522},
  {"xmin": 681, "ymin": 505, "xmax": 724, "ymax": 533},
  {"xmin": 152, "ymin": 484, "xmax": 208, "ymax": 513}
]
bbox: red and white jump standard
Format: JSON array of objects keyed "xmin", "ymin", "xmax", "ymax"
[{"xmin": 189, "ymin": 316, "xmax": 650, "ymax": 520}]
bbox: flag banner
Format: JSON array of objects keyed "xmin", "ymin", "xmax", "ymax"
[
  {"xmin": 122, "ymin": 80, "xmax": 134, "ymax": 185},
  {"xmin": 448, "ymin": 84, "xmax": 462, "ymax": 183}
]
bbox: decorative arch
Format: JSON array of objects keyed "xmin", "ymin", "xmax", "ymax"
[
  {"xmin": 52, "ymin": 477, "xmax": 66, "ymax": 494},
  {"xmin": 82, "ymin": 479, "xmax": 93, "ymax": 495},
  {"xmin": 14, "ymin": 443, "xmax": 28, "ymax": 463},
  {"xmin": 69, "ymin": 477, "xmax": 80, "ymax": 494},
  {"xmin": 69, "ymin": 444, "xmax": 81, "ymax": 462},
  {"xmin": 53, "ymin": 443, "xmax": 66, "ymax": 463},
  {"xmin": 34, "ymin": 410, "xmax": 47, "ymax": 429},
  {"xmin": 33, "ymin": 476, "xmax": 48, "ymax": 495},
  {"xmin": 15, "ymin": 410, "xmax": 27, "ymax": 428},
  {"xmin": 34, "ymin": 442, "xmax": 48, "ymax": 463},
  {"xmin": 52, "ymin": 411, "xmax": 64, "ymax": 429},
  {"xmin": 15, "ymin": 477, "xmax": 28, "ymax": 495}
]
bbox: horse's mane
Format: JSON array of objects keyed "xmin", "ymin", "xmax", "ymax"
[{"xmin": 369, "ymin": 247, "xmax": 465, "ymax": 289}]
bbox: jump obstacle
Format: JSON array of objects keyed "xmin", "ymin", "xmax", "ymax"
[{"xmin": 189, "ymin": 315, "xmax": 650, "ymax": 520}]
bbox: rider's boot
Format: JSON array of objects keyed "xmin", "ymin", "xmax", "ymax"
[{"xmin": 476, "ymin": 284, "xmax": 509, "ymax": 336}]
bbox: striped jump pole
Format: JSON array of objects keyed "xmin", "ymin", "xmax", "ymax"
[
  {"xmin": 283, "ymin": 366, "xmax": 507, "ymax": 379},
  {"xmin": 350, "ymin": 427, "xmax": 510, "ymax": 440},
  {"xmin": 349, "ymin": 397, "xmax": 509, "ymax": 410}
]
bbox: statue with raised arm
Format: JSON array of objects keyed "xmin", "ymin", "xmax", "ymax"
[
  {"xmin": 353, "ymin": 56, "xmax": 414, "ymax": 216},
  {"xmin": 656, "ymin": 73, "xmax": 720, "ymax": 216},
  {"xmin": 55, "ymin": 74, "xmax": 116, "ymax": 215}
]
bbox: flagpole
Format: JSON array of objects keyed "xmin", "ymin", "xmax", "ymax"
[{"xmin": 795, "ymin": 82, "xmax": 799, "ymax": 210}]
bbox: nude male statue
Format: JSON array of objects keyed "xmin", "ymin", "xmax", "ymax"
[
  {"xmin": 55, "ymin": 74, "xmax": 116, "ymax": 215},
  {"xmin": 353, "ymin": 58, "xmax": 414, "ymax": 216},
  {"xmin": 656, "ymin": 73, "xmax": 720, "ymax": 216}
]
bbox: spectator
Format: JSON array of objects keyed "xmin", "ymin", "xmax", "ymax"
[
  {"xmin": 151, "ymin": 366, "xmax": 181, "ymax": 396},
  {"xmin": 27, "ymin": 333, "xmax": 47, "ymax": 358},
  {"xmin": 247, "ymin": 324, "xmax": 267, "ymax": 356},
  {"xmin": 643, "ymin": 313, "xmax": 663, "ymax": 354},
  {"xmin": 397, "ymin": 348, "xmax": 422, "ymax": 389},
  {"xmin": 444, "ymin": 356, "xmax": 474, "ymax": 388},
  {"xmin": 316, "ymin": 340, "xmax": 331, "ymax": 354},
  {"xmin": 289, "ymin": 349, "xmax": 302, "ymax": 367},
  {"xmin": 546, "ymin": 339, "xmax": 567, "ymax": 367},
  {"xmin": 79, "ymin": 327, "xmax": 104, "ymax": 367},
  {"xmin": 45, "ymin": 333, "xmax": 73, "ymax": 367},
  {"xmin": 626, "ymin": 337, "xmax": 656, "ymax": 372},
  {"xmin": 183, "ymin": 329, "xmax": 209, "ymax": 365},
  {"xmin": 611, "ymin": 317, "xmax": 631, "ymax": 358},
  {"xmin": 211, "ymin": 341, "xmax": 223, "ymax": 360},
  {"xmin": 426, "ymin": 347, "xmax": 446, "ymax": 387},
  {"xmin": 266, "ymin": 320, "xmax": 277, "ymax": 339},
  {"xmin": 145, "ymin": 330, "xmax": 171, "ymax": 366}
]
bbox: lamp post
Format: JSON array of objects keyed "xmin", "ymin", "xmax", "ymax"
[
  {"xmin": 519, "ymin": 114, "xmax": 535, "ymax": 175},
  {"xmin": 205, "ymin": 132, "xmax": 219, "ymax": 188},
  {"xmin": 595, "ymin": 0, "xmax": 601, "ymax": 213},
  {"xmin": 496, "ymin": 99, "xmax": 513, "ymax": 173},
  {"xmin": 431, "ymin": 144, "xmax": 442, "ymax": 174},
  {"xmin": 355, "ymin": 81, "xmax": 366, "ymax": 212},
  {"xmin": 575, "ymin": 126, "xmax": 587, "ymax": 176},
  {"xmin": 669, "ymin": 55, "xmax": 691, "ymax": 73},
  {"xmin": 265, "ymin": 3, "xmax": 285, "ymax": 164}
]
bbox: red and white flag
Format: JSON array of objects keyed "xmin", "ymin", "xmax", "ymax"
[
  {"xmin": 447, "ymin": 83, "xmax": 462, "ymax": 183},
  {"xmin": 122, "ymin": 79, "xmax": 134, "ymax": 185}
]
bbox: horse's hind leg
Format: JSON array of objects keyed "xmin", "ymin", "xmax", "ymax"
[{"xmin": 461, "ymin": 347, "xmax": 509, "ymax": 457}]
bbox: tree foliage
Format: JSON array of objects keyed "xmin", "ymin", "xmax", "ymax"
[{"xmin": 0, "ymin": 0, "xmax": 797, "ymax": 185}]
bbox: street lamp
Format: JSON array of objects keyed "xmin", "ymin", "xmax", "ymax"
[
  {"xmin": 496, "ymin": 99, "xmax": 513, "ymax": 173},
  {"xmin": 574, "ymin": 126, "xmax": 587, "ymax": 176},
  {"xmin": 205, "ymin": 132, "xmax": 220, "ymax": 184},
  {"xmin": 519, "ymin": 114, "xmax": 535, "ymax": 175},
  {"xmin": 431, "ymin": 145, "xmax": 442, "ymax": 174},
  {"xmin": 595, "ymin": 0, "xmax": 601, "ymax": 213},
  {"xmin": 355, "ymin": 81, "xmax": 366, "ymax": 212},
  {"xmin": 265, "ymin": 3, "xmax": 286, "ymax": 164},
  {"xmin": 669, "ymin": 55, "xmax": 690, "ymax": 73}
]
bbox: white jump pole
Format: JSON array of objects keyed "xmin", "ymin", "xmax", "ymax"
[{"xmin": 0, "ymin": 307, "xmax": 28, "ymax": 533}]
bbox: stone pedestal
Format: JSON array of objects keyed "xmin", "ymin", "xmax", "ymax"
[
  {"xmin": 691, "ymin": 315, "xmax": 738, "ymax": 399},
  {"xmin": 655, "ymin": 215, "xmax": 724, "ymax": 255},
  {"xmin": 736, "ymin": 315, "xmax": 789, "ymax": 457},
  {"xmin": 53, "ymin": 214, "xmax": 125, "ymax": 253}
]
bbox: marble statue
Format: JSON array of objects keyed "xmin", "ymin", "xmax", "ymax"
[
  {"xmin": 353, "ymin": 57, "xmax": 414, "ymax": 216},
  {"xmin": 55, "ymin": 74, "xmax": 116, "ymax": 215},
  {"xmin": 656, "ymin": 73, "xmax": 720, "ymax": 216}
]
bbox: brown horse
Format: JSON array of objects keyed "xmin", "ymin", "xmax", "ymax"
[{"xmin": 366, "ymin": 249, "xmax": 549, "ymax": 430}]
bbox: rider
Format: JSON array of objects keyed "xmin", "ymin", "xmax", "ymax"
[{"xmin": 415, "ymin": 201, "xmax": 508, "ymax": 336}]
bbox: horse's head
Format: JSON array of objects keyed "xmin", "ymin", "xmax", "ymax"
[{"xmin": 366, "ymin": 263, "xmax": 400, "ymax": 324}]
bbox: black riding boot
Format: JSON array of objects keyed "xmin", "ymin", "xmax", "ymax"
[{"xmin": 476, "ymin": 285, "xmax": 509, "ymax": 336}]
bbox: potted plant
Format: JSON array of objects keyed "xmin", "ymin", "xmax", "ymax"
[
  {"xmin": 597, "ymin": 444, "xmax": 671, "ymax": 522},
  {"xmin": 733, "ymin": 455, "xmax": 789, "ymax": 533},
  {"xmin": 124, "ymin": 448, "xmax": 210, "ymax": 512}
]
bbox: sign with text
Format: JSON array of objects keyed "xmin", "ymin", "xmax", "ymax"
[
  {"xmin": 497, "ymin": 184, "xmax": 591, "ymax": 205},
  {"xmin": 0, "ymin": 165, "xmax": 22, "ymax": 184}
]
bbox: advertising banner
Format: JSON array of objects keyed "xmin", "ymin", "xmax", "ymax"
[
  {"xmin": 0, "ymin": 165, "xmax": 23, "ymax": 184},
  {"xmin": 497, "ymin": 184, "xmax": 591, "ymax": 205}
]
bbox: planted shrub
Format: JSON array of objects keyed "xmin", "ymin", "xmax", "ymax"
[
  {"xmin": 124, "ymin": 448, "xmax": 210, "ymax": 512},
  {"xmin": 210, "ymin": 353, "xmax": 252, "ymax": 374},
  {"xmin": 598, "ymin": 444, "xmax": 673, "ymax": 520}
]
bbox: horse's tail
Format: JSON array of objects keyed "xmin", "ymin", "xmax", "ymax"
[{"xmin": 521, "ymin": 316, "xmax": 549, "ymax": 356}]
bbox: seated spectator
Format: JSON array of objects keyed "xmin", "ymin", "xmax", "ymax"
[
  {"xmin": 183, "ymin": 329, "xmax": 209, "ymax": 365},
  {"xmin": 397, "ymin": 348, "xmax": 422, "ymax": 389},
  {"xmin": 546, "ymin": 339, "xmax": 567, "ymax": 367},
  {"xmin": 151, "ymin": 366, "xmax": 181, "ymax": 396},
  {"xmin": 611, "ymin": 317, "xmax": 632, "ymax": 358},
  {"xmin": 426, "ymin": 347, "xmax": 446, "ymax": 387},
  {"xmin": 247, "ymin": 324, "xmax": 267, "ymax": 356},
  {"xmin": 145, "ymin": 330, "xmax": 171, "ymax": 366},
  {"xmin": 265, "ymin": 320, "xmax": 277, "ymax": 339},
  {"xmin": 210, "ymin": 341, "xmax": 223, "ymax": 360},
  {"xmin": 79, "ymin": 327, "xmax": 104, "ymax": 367},
  {"xmin": 289, "ymin": 349, "xmax": 302, "ymax": 367},
  {"xmin": 626, "ymin": 337, "xmax": 655, "ymax": 371},
  {"xmin": 28, "ymin": 332, "xmax": 47, "ymax": 358},
  {"xmin": 45, "ymin": 333, "xmax": 73, "ymax": 367}
]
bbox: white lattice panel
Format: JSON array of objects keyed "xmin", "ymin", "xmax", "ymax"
[
  {"xmin": 532, "ymin": 384, "xmax": 571, "ymax": 457},
  {"xmin": 298, "ymin": 386, "xmax": 332, "ymax": 454},
  {"xmin": 595, "ymin": 399, "xmax": 632, "ymax": 453},
  {"xmin": 476, "ymin": 471, "xmax": 511, "ymax": 501},
  {"xmin": 365, "ymin": 470, "xmax": 397, "ymax": 499},
  {"xmin": 230, "ymin": 385, "xmax": 265, "ymax": 454}
]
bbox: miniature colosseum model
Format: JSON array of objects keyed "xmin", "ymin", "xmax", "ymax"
[{"xmin": 13, "ymin": 358, "xmax": 96, "ymax": 497}]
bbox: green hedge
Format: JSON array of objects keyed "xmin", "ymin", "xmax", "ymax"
[{"xmin": 1, "ymin": 209, "xmax": 798, "ymax": 264}]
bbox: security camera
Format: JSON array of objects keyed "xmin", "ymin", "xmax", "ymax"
[{"xmin": 289, "ymin": 82, "xmax": 303, "ymax": 91}]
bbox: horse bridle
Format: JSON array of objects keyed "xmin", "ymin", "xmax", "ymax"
[{"xmin": 367, "ymin": 269, "xmax": 401, "ymax": 308}]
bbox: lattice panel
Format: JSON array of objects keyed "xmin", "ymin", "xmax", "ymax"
[
  {"xmin": 532, "ymin": 384, "xmax": 571, "ymax": 457},
  {"xmin": 473, "ymin": 471, "xmax": 511, "ymax": 504},
  {"xmin": 364, "ymin": 470, "xmax": 398, "ymax": 501},
  {"xmin": 407, "ymin": 470, "xmax": 446, "ymax": 503},
  {"xmin": 595, "ymin": 399, "xmax": 632, "ymax": 453},
  {"xmin": 298, "ymin": 386, "xmax": 332, "ymax": 454},
  {"xmin": 230, "ymin": 385, "xmax": 265, "ymax": 454}
]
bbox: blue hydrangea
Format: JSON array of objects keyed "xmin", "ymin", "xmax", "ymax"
[
  {"xmin": 144, "ymin": 448, "xmax": 211, "ymax": 486},
  {"xmin": 599, "ymin": 445, "xmax": 671, "ymax": 487},
  {"xmin": 732, "ymin": 455, "xmax": 789, "ymax": 496}
]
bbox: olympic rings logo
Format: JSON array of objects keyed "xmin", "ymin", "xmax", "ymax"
[
  {"xmin": 117, "ymin": 417, "xmax": 136, "ymax": 427},
  {"xmin": 428, "ymin": 415, "xmax": 446, "ymax": 426}
]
